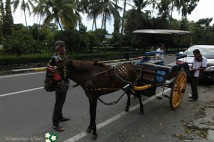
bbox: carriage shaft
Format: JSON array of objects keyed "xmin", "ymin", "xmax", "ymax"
[{"xmin": 133, "ymin": 84, "xmax": 153, "ymax": 91}]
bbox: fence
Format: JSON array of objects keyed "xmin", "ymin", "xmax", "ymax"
[
  {"xmin": 0, "ymin": 45, "xmax": 180, "ymax": 65},
  {"xmin": 0, "ymin": 48, "xmax": 143, "ymax": 65}
]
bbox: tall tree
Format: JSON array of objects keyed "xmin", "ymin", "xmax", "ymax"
[
  {"xmin": 75, "ymin": 0, "xmax": 85, "ymax": 31},
  {"xmin": 0, "ymin": 0, "xmax": 4, "ymax": 36},
  {"xmin": 173, "ymin": 0, "xmax": 200, "ymax": 18},
  {"xmin": 84, "ymin": 0, "xmax": 101, "ymax": 31},
  {"xmin": 2, "ymin": 0, "xmax": 14, "ymax": 36},
  {"xmin": 12, "ymin": 0, "xmax": 35, "ymax": 28},
  {"xmin": 121, "ymin": 0, "xmax": 127, "ymax": 33},
  {"xmin": 124, "ymin": 0, "xmax": 151, "ymax": 32},
  {"xmin": 97, "ymin": 0, "xmax": 121, "ymax": 32},
  {"xmin": 113, "ymin": 0, "xmax": 120, "ymax": 33},
  {"xmin": 32, "ymin": 0, "xmax": 80, "ymax": 30},
  {"xmin": 157, "ymin": 0, "xmax": 171, "ymax": 19}
]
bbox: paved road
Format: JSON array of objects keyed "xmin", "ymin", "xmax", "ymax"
[{"xmin": 2, "ymin": 56, "xmax": 212, "ymax": 142}]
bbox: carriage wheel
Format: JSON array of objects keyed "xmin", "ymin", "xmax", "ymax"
[{"xmin": 170, "ymin": 70, "xmax": 187, "ymax": 110}]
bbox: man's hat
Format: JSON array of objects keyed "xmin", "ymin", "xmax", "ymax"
[{"xmin": 55, "ymin": 40, "xmax": 65, "ymax": 51}]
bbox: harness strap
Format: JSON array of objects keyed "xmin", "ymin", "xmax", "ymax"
[
  {"xmin": 98, "ymin": 91, "xmax": 126, "ymax": 105},
  {"xmin": 89, "ymin": 88, "xmax": 121, "ymax": 91}
]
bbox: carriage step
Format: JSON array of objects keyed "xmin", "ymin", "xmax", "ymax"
[
  {"xmin": 164, "ymin": 77, "xmax": 175, "ymax": 85},
  {"xmin": 122, "ymin": 84, "xmax": 132, "ymax": 91},
  {"xmin": 163, "ymin": 95, "xmax": 170, "ymax": 98}
]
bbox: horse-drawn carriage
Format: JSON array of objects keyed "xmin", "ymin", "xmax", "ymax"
[{"xmin": 44, "ymin": 29, "xmax": 190, "ymax": 140}]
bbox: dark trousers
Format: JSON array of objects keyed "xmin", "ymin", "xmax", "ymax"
[
  {"xmin": 190, "ymin": 77, "xmax": 199, "ymax": 100},
  {"xmin": 52, "ymin": 86, "xmax": 68, "ymax": 126}
]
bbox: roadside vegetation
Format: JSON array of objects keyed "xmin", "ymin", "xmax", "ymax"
[{"xmin": 0, "ymin": 0, "xmax": 214, "ymax": 64}]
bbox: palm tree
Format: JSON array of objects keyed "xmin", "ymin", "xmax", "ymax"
[
  {"xmin": 97, "ymin": 0, "xmax": 122, "ymax": 32},
  {"xmin": 32, "ymin": 0, "xmax": 80, "ymax": 30},
  {"xmin": 82, "ymin": 0, "xmax": 101, "ymax": 31},
  {"xmin": 157, "ymin": 0, "xmax": 171, "ymax": 18},
  {"xmin": 75, "ymin": 0, "xmax": 85, "ymax": 31},
  {"xmin": 124, "ymin": 0, "xmax": 151, "ymax": 32},
  {"xmin": 81, "ymin": 0, "xmax": 121, "ymax": 32},
  {"xmin": 12, "ymin": 0, "xmax": 36, "ymax": 28},
  {"xmin": 121, "ymin": 0, "xmax": 127, "ymax": 33},
  {"xmin": 172, "ymin": 0, "xmax": 200, "ymax": 19}
]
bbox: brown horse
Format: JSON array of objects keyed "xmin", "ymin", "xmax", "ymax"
[{"xmin": 66, "ymin": 59, "xmax": 139, "ymax": 139}]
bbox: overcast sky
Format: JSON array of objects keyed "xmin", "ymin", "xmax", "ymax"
[{"xmin": 13, "ymin": 0, "xmax": 214, "ymax": 33}]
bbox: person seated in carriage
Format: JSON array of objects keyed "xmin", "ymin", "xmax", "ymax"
[{"xmin": 155, "ymin": 43, "xmax": 165, "ymax": 60}]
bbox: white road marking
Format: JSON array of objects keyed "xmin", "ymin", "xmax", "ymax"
[
  {"xmin": 0, "ymin": 87, "xmax": 44, "ymax": 98},
  {"xmin": 0, "ymin": 72, "xmax": 44, "ymax": 79},
  {"xmin": 64, "ymin": 88, "xmax": 171, "ymax": 142}
]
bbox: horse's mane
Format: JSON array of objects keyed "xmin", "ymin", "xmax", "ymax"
[{"xmin": 69, "ymin": 59, "xmax": 108, "ymax": 71}]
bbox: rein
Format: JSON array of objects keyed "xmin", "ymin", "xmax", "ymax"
[
  {"xmin": 98, "ymin": 91, "xmax": 126, "ymax": 105},
  {"xmin": 67, "ymin": 63, "xmax": 133, "ymax": 105}
]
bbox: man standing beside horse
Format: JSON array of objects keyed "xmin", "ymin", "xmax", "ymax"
[{"xmin": 48, "ymin": 40, "xmax": 70, "ymax": 131}]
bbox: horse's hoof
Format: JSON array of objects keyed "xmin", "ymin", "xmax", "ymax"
[
  {"xmin": 140, "ymin": 111, "xmax": 144, "ymax": 115},
  {"xmin": 86, "ymin": 128, "xmax": 92, "ymax": 133},
  {"xmin": 125, "ymin": 108, "xmax": 129, "ymax": 112},
  {"xmin": 91, "ymin": 134, "xmax": 97, "ymax": 140}
]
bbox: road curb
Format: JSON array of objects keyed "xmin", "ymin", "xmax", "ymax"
[{"xmin": 32, "ymin": 67, "xmax": 47, "ymax": 72}]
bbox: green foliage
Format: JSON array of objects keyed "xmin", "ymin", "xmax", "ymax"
[
  {"xmin": 108, "ymin": 32, "xmax": 123, "ymax": 47},
  {"xmin": 196, "ymin": 18, "xmax": 213, "ymax": 28},
  {"xmin": 93, "ymin": 28, "xmax": 107, "ymax": 43},
  {"xmin": 2, "ymin": 26, "xmax": 44, "ymax": 54},
  {"xmin": 86, "ymin": 31, "xmax": 100, "ymax": 49},
  {"xmin": 4, "ymin": 33, "xmax": 35, "ymax": 54},
  {"xmin": 179, "ymin": 18, "xmax": 189, "ymax": 30}
]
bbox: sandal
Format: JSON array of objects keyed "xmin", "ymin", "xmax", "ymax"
[
  {"xmin": 52, "ymin": 125, "xmax": 64, "ymax": 131},
  {"xmin": 59, "ymin": 117, "xmax": 70, "ymax": 122}
]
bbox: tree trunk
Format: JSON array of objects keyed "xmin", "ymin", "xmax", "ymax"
[{"xmin": 121, "ymin": 0, "xmax": 127, "ymax": 33}]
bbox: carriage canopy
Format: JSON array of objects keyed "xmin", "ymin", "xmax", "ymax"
[{"xmin": 133, "ymin": 29, "xmax": 191, "ymax": 35}]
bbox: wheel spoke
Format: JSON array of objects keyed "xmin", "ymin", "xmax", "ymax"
[{"xmin": 170, "ymin": 70, "xmax": 187, "ymax": 110}]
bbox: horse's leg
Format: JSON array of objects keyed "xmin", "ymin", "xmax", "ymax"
[
  {"xmin": 86, "ymin": 96, "xmax": 98, "ymax": 140},
  {"xmin": 125, "ymin": 92, "xmax": 131, "ymax": 112},
  {"xmin": 86, "ymin": 97, "xmax": 93, "ymax": 133},
  {"xmin": 137, "ymin": 93, "xmax": 144, "ymax": 115}
]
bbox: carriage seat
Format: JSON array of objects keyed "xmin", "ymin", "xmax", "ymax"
[
  {"xmin": 147, "ymin": 59, "xmax": 164, "ymax": 65},
  {"xmin": 142, "ymin": 63, "xmax": 171, "ymax": 72},
  {"xmin": 155, "ymin": 65, "xmax": 172, "ymax": 83},
  {"xmin": 155, "ymin": 65, "xmax": 171, "ymax": 72},
  {"xmin": 139, "ymin": 63, "xmax": 173, "ymax": 83}
]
